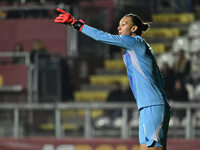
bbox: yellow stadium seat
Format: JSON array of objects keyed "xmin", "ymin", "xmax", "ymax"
[
  {"xmin": 40, "ymin": 123, "xmax": 54, "ymax": 131},
  {"xmin": 74, "ymin": 91, "xmax": 109, "ymax": 101},
  {"xmin": 152, "ymin": 13, "xmax": 195, "ymax": 23},
  {"xmin": 151, "ymin": 43, "xmax": 166, "ymax": 54},
  {"xmin": 62, "ymin": 123, "xmax": 78, "ymax": 130},
  {"xmin": 0, "ymin": 11, "xmax": 6, "ymax": 19},
  {"xmin": 61, "ymin": 110, "xmax": 76, "ymax": 118},
  {"xmin": 89, "ymin": 75, "xmax": 129, "ymax": 86},
  {"xmin": 179, "ymin": 13, "xmax": 195, "ymax": 23},
  {"xmin": 61, "ymin": 109, "xmax": 103, "ymax": 120},
  {"xmin": 0, "ymin": 74, "xmax": 3, "ymax": 87},
  {"xmin": 143, "ymin": 28, "xmax": 180, "ymax": 38},
  {"xmin": 104, "ymin": 60, "xmax": 125, "ymax": 70},
  {"xmin": 77, "ymin": 109, "xmax": 104, "ymax": 119},
  {"xmin": 40, "ymin": 123, "xmax": 79, "ymax": 131}
]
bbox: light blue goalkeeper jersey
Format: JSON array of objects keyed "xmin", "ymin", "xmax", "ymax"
[{"xmin": 81, "ymin": 25, "xmax": 170, "ymax": 110}]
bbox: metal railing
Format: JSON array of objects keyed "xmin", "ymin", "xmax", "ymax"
[{"xmin": 0, "ymin": 101, "xmax": 199, "ymax": 139}]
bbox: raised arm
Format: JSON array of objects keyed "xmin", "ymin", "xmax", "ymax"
[
  {"xmin": 81, "ymin": 25, "xmax": 131, "ymax": 49},
  {"xmin": 54, "ymin": 8, "xmax": 132, "ymax": 49}
]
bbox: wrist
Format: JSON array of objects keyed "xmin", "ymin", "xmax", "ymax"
[{"xmin": 72, "ymin": 19, "xmax": 85, "ymax": 31}]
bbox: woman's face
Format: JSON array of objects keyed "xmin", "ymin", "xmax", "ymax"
[{"xmin": 118, "ymin": 16, "xmax": 136, "ymax": 36}]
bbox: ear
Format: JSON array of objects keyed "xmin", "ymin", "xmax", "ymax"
[{"xmin": 131, "ymin": 25, "xmax": 138, "ymax": 33}]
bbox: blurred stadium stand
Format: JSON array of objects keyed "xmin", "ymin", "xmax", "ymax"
[{"xmin": 0, "ymin": 0, "xmax": 200, "ymax": 142}]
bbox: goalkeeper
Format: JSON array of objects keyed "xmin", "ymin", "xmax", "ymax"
[{"xmin": 55, "ymin": 8, "xmax": 171, "ymax": 150}]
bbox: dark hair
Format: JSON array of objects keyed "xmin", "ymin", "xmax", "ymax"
[{"xmin": 125, "ymin": 13, "xmax": 150, "ymax": 36}]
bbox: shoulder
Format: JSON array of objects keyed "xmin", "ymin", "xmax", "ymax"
[
  {"xmin": 120, "ymin": 35, "xmax": 144, "ymax": 48},
  {"xmin": 121, "ymin": 35, "xmax": 144, "ymax": 43},
  {"xmin": 134, "ymin": 35, "xmax": 145, "ymax": 42}
]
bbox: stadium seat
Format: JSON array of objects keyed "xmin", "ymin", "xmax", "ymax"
[
  {"xmin": 194, "ymin": 84, "xmax": 200, "ymax": 100},
  {"xmin": 40, "ymin": 123, "xmax": 79, "ymax": 131},
  {"xmin": 180, "ymin": 117, "xmax": 186, "ymax": 127},
  {"xmin": 157, "ymin": 52, "xmax": 174, "ymax": 68},
  {"xmin": 0, "ymin": 11, "xmax": 6, "ymax": 19},
  {"xmin": 151, "ymin": 43, "xmax": 166, "ymax": 54},
  {"xmin": 169, "ymin": 116, "xmax": 181, "ymax": 127},
  {"xmin": 77, "ymin": 109, "xmax": 104, "ymax": 119},
  {"xmin": 94, "ymin": 116, "xmax": 111, "ymax": 128},
  {"xmin": 129, "ymin": 118, "xmax": 139, "ymax": 128},
  {"xmin": 179, "ymin": 13, "xmax": 195, "ymax": 23},
  {"xmin": 143, "ymin": 28, "xmax": 180, "ymax": 38},
  {"xmin": 190, "ymin": 37, "xmax": 200, "ymax": 53},
  {"xmin": 152, "ymin": 13, "xmax": 195, "ymax": 23},
  {"xmin": 61, "ymin": 110, "xmax": 77, "ymax": 118},
  {"xmin": 112, "ymin": 117, "xmax": 122, "ymax": 128},
  {"xmin": 188, "ymin": 21, "xmax": 200, "ymax": 38},
  {"xmin": 194, "ymin": 110, "xmax": 200, "ymax": 127},
  {"xmin": 61, "ymin": 109, "xmax": 104, "ymax": 122},
  {"xmin": 62, "ymin": 123, "xmax": 79, "ymax": 131},
  {"xmin": 185, "ymin": 83, "xmax": 195, "ymax": 101},
  {"xmin": 172, "ymin": 36, "xmax": 190, "ymax": 53},
  {"xmin": 89, "ymin": 75, "xmax": 129, "ymax": 86},
  {"xmin": 40, "ymin": 123, "xmax": 54, "ymax": 131},
  {"xmin": 180, "ymin": 116, "xmax": 197, "ymax": 127},
  {"xmin": 0, "ymin": 74, "xmax": 3, "ymax": 86},
  {"xmin": 74, "ymin": 91, "xmax": 108, "ymax": 101},
  {"xmin": 104, "ymin": 59, "xmax": 125, "ymax": 70},
  {"xmin": 129, "ymin": 110, "xmax": 139, "ymax": 128}
]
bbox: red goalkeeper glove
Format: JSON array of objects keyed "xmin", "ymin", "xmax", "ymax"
[{"xmin": 54, "ymin": 8, "xmax": 85, "ymax": 31}]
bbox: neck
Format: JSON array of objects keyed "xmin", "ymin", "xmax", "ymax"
[{"xmin": 131, "ymin": 33, "xmax": 137, "ymax": 37}]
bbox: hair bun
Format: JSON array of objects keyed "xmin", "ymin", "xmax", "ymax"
[{"xmin": 141, "ymin": 22, "xmax": 150, "ymax": 31}]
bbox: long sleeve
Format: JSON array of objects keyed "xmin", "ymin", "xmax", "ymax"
[{"xmin": 81, "ymin": 25, "xmax": 136, "ymax": 49}]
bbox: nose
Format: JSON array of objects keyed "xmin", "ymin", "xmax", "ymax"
[{"xmin": 117, "ymin": 26, "xmax": 121, "ymax": 30}]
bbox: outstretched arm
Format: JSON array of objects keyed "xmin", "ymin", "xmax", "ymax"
[
  {"xmin": 81, "ymin": 25, "xmax": 130, "ymax": 49},
  {"xmin": 54, "ymin": 8, "xmax": 131, "ymax": 49}
]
